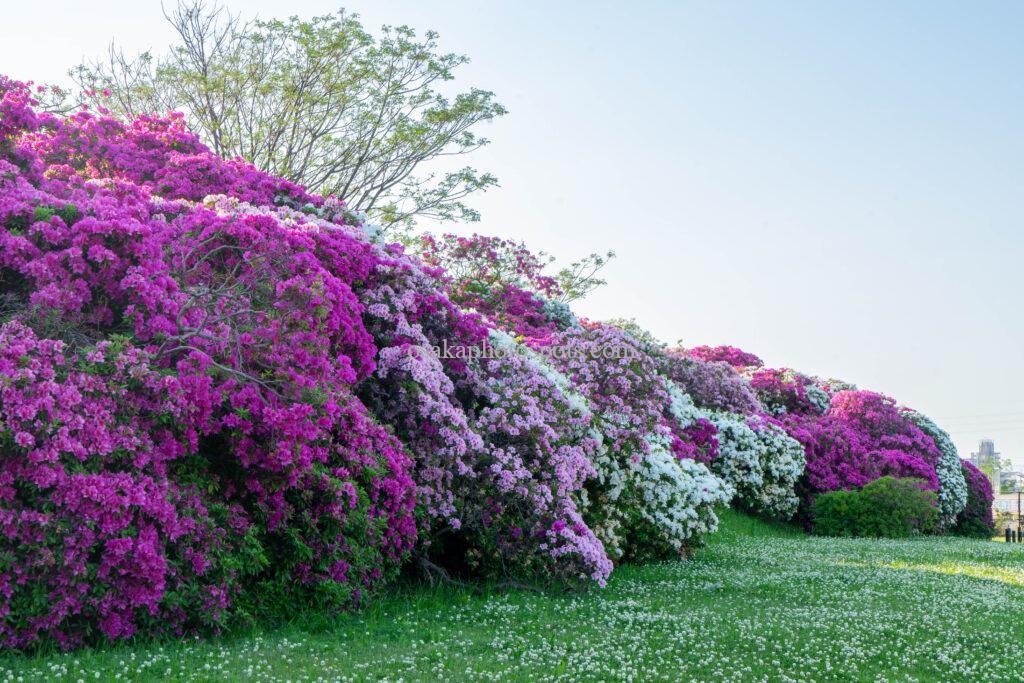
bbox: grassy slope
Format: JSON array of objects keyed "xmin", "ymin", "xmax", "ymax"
[{"xmin": 4, "ymin": 510, "xmax": 1024, "ymax": 682}]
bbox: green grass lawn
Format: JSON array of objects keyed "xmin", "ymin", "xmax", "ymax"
[{"xmin": 4, "ymin": 510, "xmax": 1024, "ymax": 681}]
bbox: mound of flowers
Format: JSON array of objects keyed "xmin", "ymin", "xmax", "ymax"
[
  {"xmin": 775, "ymin": 390, "xmax": 972, "ymax": 528},
  {"xmin": 0, "ymin": 77, "xmax": 613, "ymax": 647},
  {"xmin": 0, "ymin": 78, "xmax": 425, "ymax": 647},
  {"xmin": 685, "ymin": 345, "xmax": 763, "ymax": 369},
  {"xmin": 526, "ymin": 325, "xmax": 730, "ymax": 562},
  {"xmin": 0, "ymin": 75, "xmax": 991, "ymax": 650},
  {"xmin": 665, "ymin": 345, "xmax": 978, "ymax": 532},
  {"xmin": 661, "ymin": 348, "xmax": 763, "ymax": 415}
]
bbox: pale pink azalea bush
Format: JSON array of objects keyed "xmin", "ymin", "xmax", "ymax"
[
  {"xmin": 528, "ymin": 325, "xmax": 729, "ymax": 561},
  {"xmin": 359, "ymin": 277, "xmax": 612, "ymax": 586},
  {"xmin": 661, "ymin": 348, "xmax": 763, "ymax": 415}
]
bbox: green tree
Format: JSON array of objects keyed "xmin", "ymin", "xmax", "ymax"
[
  {"xmin": 416, "ymin": 233, "xmax": 615, "ymax": 304},
  {"xmin": 69, "ymin": 1, "xmax": 506, "ymax": 235}
]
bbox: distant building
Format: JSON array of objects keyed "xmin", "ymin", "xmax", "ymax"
[{"xmin": 970, "ymin": 439, "xmax": 1004, "ymax": 493}]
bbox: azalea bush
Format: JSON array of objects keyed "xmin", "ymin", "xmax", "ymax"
[
  {"xmin": 530, "ymin": 325, "xmax": 729, "ymax": 562},
  {"xmin": 0, "ymin": 78, "xmax": 424, "ymax": 647},
  {"xmin": 749, "ymin": 367, "xmax": 831, "ymax": 416},
  {"xmin": 0, "ymin": 73, "xmax": 982, "ymax": 651},
  {"xmin": 361, "ymin": 302, "xmax": 611, "ymax": 586},
  {"xmin": 902, "ymin": 409, "xmax": 968, "ymax": 528},
  {"xmin": 776, "ymin": 390, "xmax": 980, "ymax": 532},
  {"xmin": 663, "ymin": 380, "xmax": 720, "ymax": 465},
  {"xmin": 0, "ymin": 324, "xmax": 259, "ymax": 648},
  {"xmin": 661, "ymin": 349, "xmax": 763, "ymax": 415},
  {"xmin": 954, "ymin": 460, "xmax": 994, "ymax": 538},
  {"xmin": 702, "ymin": 411, "xmax": 805, "ymax": 520},
  {"xmin": 415, "ymin": 232, "xmax": 600, "ymax": 336},
  {"xmin": 360, "ymin": 237, "xmax": 612, "ymax": 586},
  {"xmin": 0, "ymin": 77, "xmax": 608, "ymax": 650},
  {"xmin": 685, "ymin": 345, "xmax": 763, "ymax": 369}
]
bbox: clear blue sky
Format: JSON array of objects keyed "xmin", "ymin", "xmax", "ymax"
[{"xmin": 3, "ymin": 1, "xmax": 1023, "ymax": 466}]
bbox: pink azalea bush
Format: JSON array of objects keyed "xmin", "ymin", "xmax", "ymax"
[{"xmin": 685, "ymin": 345, "xmax": 763, "ymax": 369}]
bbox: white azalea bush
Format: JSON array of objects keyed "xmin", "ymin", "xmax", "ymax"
[
  {"xmin": 665, "ymin": 379, "xmax": 708, "ymax": 428},
  {"xmin": 903, "ymin": 409, "xmax": 969, "ymax": 528},
  {"xmin": 806, "ymin": 384, "xmax": 832, "ymax": 414},
  {"xmin": 619, "ymin": 434, "xmax": 730, "ymax": 561},
  {"xmin": 539, "ymin": 297, "xmax": 580, "ymax": 331},
  {"xmin": 745, "ymin": 415, "xmax": 806, "ymax": 519},
  {"xmin": 706, "ymin": 412, "xmax": 761, "ymax": 500},
  {"xmin": 706, "ymin": 411, "xmax": 805, "ymax": 520}
]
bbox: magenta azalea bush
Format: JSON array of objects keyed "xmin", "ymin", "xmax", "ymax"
[
  {"xmin": 0, "ymin": 77, "xmax": 604, "ymax": 648},
  {"xmin": 0, "ymin": 78, "xmax": 421, "ymax": 647},
  {"xmin": 778, "ymin": 390, "xmax": 977, "ymax": 527},
  {"xmin": 955, "ymin": 459, "xmax": 994, "ymax": 537},
  {"xmin": 749, "ymin": 367, "xmax": 831, "ymax": 416},
  {"xmin": 685, "ymin": 345, "xmax": 763, "ymax": 369}
]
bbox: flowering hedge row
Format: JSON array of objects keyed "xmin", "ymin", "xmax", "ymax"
[{"xmin": 0, "ymin": 76, "xmax": 991, "ymax": 649}]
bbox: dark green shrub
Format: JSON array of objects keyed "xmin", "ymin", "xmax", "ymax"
[{"xmin": 812, "ymin": 477, "xmax": 938, "ymax": 538}]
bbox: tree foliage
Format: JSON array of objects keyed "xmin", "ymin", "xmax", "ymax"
[
  {"xmin": 417, "ymin": 232, "xmax": 615, "ymax": 304},
  {"xmin": 69, "ymin": 1, "xmax": 506, "ymax": 234}
]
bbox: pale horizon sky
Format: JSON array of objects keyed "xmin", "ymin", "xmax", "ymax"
[{"xmin": 2, "ymin": 1, "xmax": 1023, "ymax": 467}]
